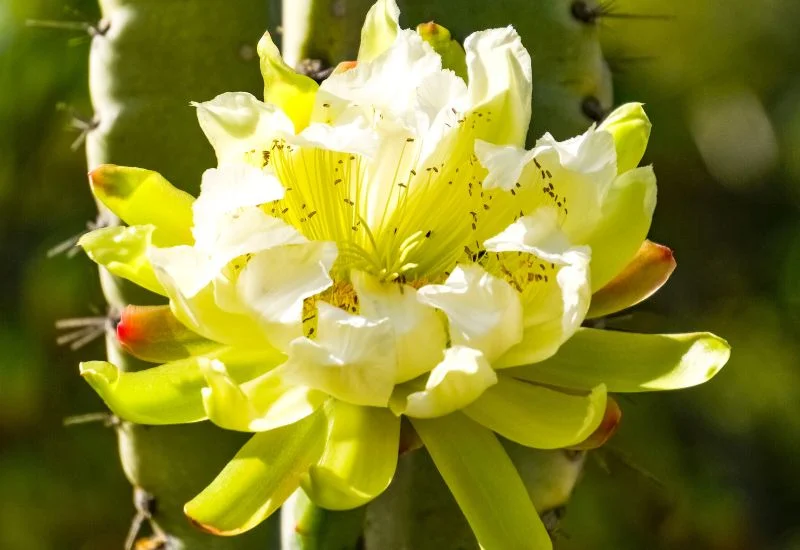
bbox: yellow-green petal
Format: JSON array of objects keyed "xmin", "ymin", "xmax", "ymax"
[
  {"xmin": 505, "ymin": 328, "xmax": 731, "ymax": 392},
  {"xmin": 257, "ymin": 31, "xmax": 319, "ymax": 132},
  {"xmin": 357, "ymin": 0, "xmax": 400, "ymax": 62},
  {"xmin": 586, "ymin": 165, "xmax": 657, "ymax": 291},
  {"xmin": 587, "ymin": 240, "xmax": 676, "ymax": 319},
  {"xmin": 201, "ymin": 363, "xmax": 325, "ymax": 433},
  {"xmin": 411, "ymin": 413, "xmax": 551, "ymax": 550},
  {"xmin": 598, "ymin": 102, "xmax": 652, "ymax": 175},
  {"xmin": 80, "ymin": 358, "xmax": 209, "ymax": 425},
  {"xmin": 185, "ymin": 412, "xmax": 327, "ymax": 536},
  {"xmin": 80, "ymin": 350, "xmax": 279, "ymax": 425},
  {"xmin": 463, "ymin": 377, "xmax": 606, "ymax": 450},
  {"xmin": 416, "ymin": 22, "xmax": 467, "ymax": 80},
  {"xmin": 116, "ymin": 304, "xmax": 220, "ymax": 363},
  {"xmin": 302, "ymin": 402, "xmax": 400, "ymax": 510},
  {"xmin": 78, "ymin": 225, "xmax": 166, "ymax": 296},
  {"xmin": 88, "ymin": 165, "xmax": 194, "ymax": 246}
]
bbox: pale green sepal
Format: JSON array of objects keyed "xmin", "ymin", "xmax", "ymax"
[
  {"xmin": 184, "ymin": 411, "xmax": 327, "ymax": 536},
  {"xmin": 598, "ymin": 102, "xmax": 652, "ymax": 174},
  {"xmin": 80, "ymin": 358, "xmax": 209, "ymax": 425},
  {"xmin": 78, "ymin": 225, "xmax": 166, "ymax": 296},
  {"xmin": 411, "ymin": 413, "xmax": 551, "ymax": 550},
  {"xmin": 504, "ymin": 328, "xmax": 731, "ymax": 392},
  {"xmin": 201, "ymin": 362, "xmax": 326, "ymax": 432},
  {"xmin": 586, "ymin": 166, "xmax": 657, "ymax": 291},
  {"xmin": 302, "ymin": 402, "xmax": 400, "ymax": 510},
  {"xmin": 464, "ymin": 377, "xmax": 607, "ymax": 450},
  {"xmin": 357, "ymin": 0, "xmax": 400, "ymax": 62},
  {"xmin": 257, "ymin": 31, "xmax": 319, "ymax": 132},
  {"xmin": 88, "ymin": 164, "xmax": 194, "ymax": 246},
  {"xmin": 416, "ymin": 22, "xmax": 467, "ymax": 80}
]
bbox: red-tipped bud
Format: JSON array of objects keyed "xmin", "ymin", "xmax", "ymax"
[
  {"xmin": 588, "ymin": 240, "xmax": 676, "ymax": 319},
  {"xmin": 569, "ymin": 396, "xmax": 622, "ymax": 450},
  {"xmin": 117, "ymin": 305, "xmax": 219, "ymax": 363}
]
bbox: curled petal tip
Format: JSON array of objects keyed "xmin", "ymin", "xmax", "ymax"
[{"xmin": 79, "ymin": 361, "xmax": 120, "ymax": 385}]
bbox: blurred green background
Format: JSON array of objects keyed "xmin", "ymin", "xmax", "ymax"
[{"xmin": 1, "ymin": 0, "xmax": 799, "ymax": 548}]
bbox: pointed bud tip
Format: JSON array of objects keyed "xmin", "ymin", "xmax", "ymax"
[
  {"xmin": 651, "ymin": 242, "xmax": 677, "ymax": 270},
  {"xmin": 333, "ymin": 60, "xmax": 358, "ymax": 75},
  {"xmin": 88, "ymin": 164, "xmax": 153, "ymax": 200},
  {"xmin": 115, "ymin": 308, "xmax": 139, "ymax": 348},
  {"xmin": 87, "ymin": 164, "xmax": 121, "ymax": 192},
  {"xmin": 570, "ymin": 396, "xmax": 622, "ymax": 450},
  {"xmin": 416, "ymin": 21, "xmax": 450, "ymax": 40}
]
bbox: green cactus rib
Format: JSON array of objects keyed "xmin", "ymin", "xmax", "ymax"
[{"xmin": 87, "ymin": 1, "xmax": 277, "ymax": 548}]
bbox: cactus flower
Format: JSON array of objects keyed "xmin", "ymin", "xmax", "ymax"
[{"xmin": 77, "ymin": 1, "xmax": 730, "ymax": 548}]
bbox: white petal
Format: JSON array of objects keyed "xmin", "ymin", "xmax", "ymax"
[
  {"xmin": 498, "ymin": 248, "xmax": 592, "ymax": 368},
  {"xmin": 158, "ymin": 206, "xmax": 305, "ymax": 297},
  {"xmin": 415, "ymin": 69, "xmax": 468, "ymax": 132},
  {"xmin": 237, "ymin": 242, "xmax": 338, "ymax": 350},
  {"xmin": 352, "ymin": 271, "xmax": 446, "ymax": 383},
  {"xmin": 316, "ymin": 30, "xmax": 441, "ymax": 131},
  {"xmin": 192, "ymin": 165, "xmax": 285, "ymax": 250},
  {"xmin": 417, "ymin": 264, "xmax": 523, "ymax": 362},
  {"xmin": 474, "ymin": 140, "xmax": 537, "ymax": 191},
  {"xmin": 464, "ymin": 27, "xmax": 532, "ymax": 146},
  {"xmin": 534, "ymin": 128, "xmax": 617, "ymax": 181},
  {"xmin": 398, "ymin": 346, "xmax": 497, "ymax": 418},
  {"xmin": 281, "ymin": 303, "xmax": 397, "ymax": 407},
  {"xmin": 293, "ymin": 116, "xmax": 379, "ymax": 158},
  {"xmin": 148, "ymin": 245, "xmax": 212, "ymax": 299},
  {"xmin": 484, "ymin": 207, "xmax": 574, "ymax": 263},
  {"xmin": 194, "ymin": 92, "xmax": 295, "ymax": 164},
  {"xmin": 505, "ymin": 127, "xmax": 618, "ymax": 244}
]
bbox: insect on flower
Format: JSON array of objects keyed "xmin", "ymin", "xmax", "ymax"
[{"xmin": 77, "ymin": 1, "xmax": 729, "ymax": 548}]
